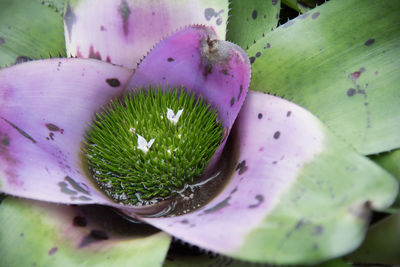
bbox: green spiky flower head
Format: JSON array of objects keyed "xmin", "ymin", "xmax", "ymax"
[{"xmin": 84, "ymin": 86, "xmax": 223, "ymax": 206}]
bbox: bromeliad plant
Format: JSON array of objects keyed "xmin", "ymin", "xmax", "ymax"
[{"xmin": 0, "ymin": 0, "xmax": 399, "ymax": 266}]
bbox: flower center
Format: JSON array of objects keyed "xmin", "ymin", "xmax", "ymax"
[{"xmin": 84, "ymin": 86, "xmax": 223, "ymax": 206}]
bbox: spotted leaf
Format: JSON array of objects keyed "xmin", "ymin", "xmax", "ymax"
[
  {"xmin": 140, "ymin": 91, "xmax": 397, "ymax": 264},
  {"xmin": 64, "ymin": 0, "xmax": 229, "ymax": 68}
]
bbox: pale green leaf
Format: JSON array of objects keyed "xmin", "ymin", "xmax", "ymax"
[
  {"xmin": 248, "ymin": 0, "xmax": 400, "ymax": 155},
  {"xmin": 226, "ymin": 0, "xmax": 281, "ymax": 50},
  {"xmin": 0, "ymin": 197, "xmax": 171, "ymax": 267},
  {"xmin": 0, "ymin": 0, "xmax": 66, "ymax": 68},
  {"xmin": 370, "ymin": 149, "xmax": 400, "ymax": 208}
]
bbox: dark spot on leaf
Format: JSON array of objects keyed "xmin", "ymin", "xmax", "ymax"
[
  {"xmin": 252, "ymin": 10, "xmax": 258, "ymax": 20},
  {"xmin": 65, "ymin": 176, "xmax": 90, "ymax": 195},
  {"xmin": 286, "ymin": 111, "xmax": 291, "ymax": 117},
  {"xmin": 273, "ymin": 131, "xmax": 280, "ymax": 139},
  {"xmin": 79, "ymin": 230, "xmax": 109, "ymax": 248},
  {"xmin": 88, "ymin": 45, "xmax": 101, "ymax": 60},
  {"xmin": 58, "ymin": 181, "xmax": 78, "ymax": 195},
  {"xmin": 258, "ymin": 113, "xmax": 263, "ymax": 119},
  {"xmin": 264, "ymin": 14, "xmax": 267, "ymax": 19},
  {"xmin": 0, "ymin": 37, "xmax": 4, "ymax": 44},
  {"xmin": 78, "ymin": 196, "xmax": 91, "ymax": 201},
  {"xmin": 230, "ymin": 97, "xmax": 235, "ymax": 106},
  {"xmin": 204, "ymin": 196, "xmax": 231, "ymax": 214},
  {"xmin": 298, "ymin": 13, "xmax": 310, "ymax": 20},
  {"xmin": 64, "ymin": 2, "xmax": 77, "ymax": 42},
  {"xmin": 73, "ymin": 216, "xmax": 87, "ymax": 227},
  {"xmin": 15, "ymin": 56, "xmax": 32, "ymax": 64},
  {"xmin": 1, "ymin": 137, "xmax": 10, "ymax": 146},
  {"xmin": 312, "ymin": 12, "xmax": 320, "ymax": 19},
  {"xmin": 364, "ymin": 38, "xmax": 375, "ymax": 46},
  {"xmin": 204, "ymin": 8, "xmax": 221, "ymax": 21},
  {"xmin": 106, "ymin": 78, "xmax": 121, "ymax": 87},
  {"xmin": 313, "ymin": 243, "xmax": 319, "ymax": 250},
  {"xmin": 236, "ymin": 160, "xmax": 248, "ymax": 175},
  {"xmin": 347, "ymin": 88, "xmax": 356, "ymax": 97},
  {"xmin": 295, "ymin": 219, "xmax": 304, "ymax": 229},
  {"xmin": 283, "ymin": 20, "xmax": 295, "ymax": 28},
  {"xmin": 349, "ymin": 68, "xmax": 365, "ymax": 80},
  {"xmin": 275, "ymin": 13, "xmax": 279, "ymax": 19},
  {"xmin": 203, "ymin": 63, "xmax": 213, "ymax": 78},
  {"xmin": 46, "ymin": 123, "xmax": 60, "ymax": 132},
  {"xmin": 231, "ymin": 187, "xmax": 238, "ymax": 194},
  {"xmin": 48, "ymin": 247, "xmax": 58, "ymax": 255},
  {"xmin": 249, "ymin": 57, "xmax": 255, "ymax": 64},
  {"xmin": 237, "ymin": 85, "xmax": 243, "ymax": 101},
  {"xmin": 364, "ymin": 102, "xmax": 368, "ymax": 106},
  {"xmin": 119, "ymin": 0, "xmax": 131, "ymax": 36},
  {"xmin": 167, "ymin": 57, "xmax": 174, "ymax": 62},
  {"xmin": 272, "ymin": 0, "xmax": 278, "ymax": 5},
  {"xmin": 255, "ymin": 52, "xmax": 261, "ymax": 57},
  {"xmin": 1, "ymin": 118, "xmax": 37, "ymax": 143},
  {"xmin": 249, "ymin": 195, "xmax": 264, "ymax": 208},
  {"xmin": 312, "ymin": 225, "xmax": 324, "ymax": 236}
]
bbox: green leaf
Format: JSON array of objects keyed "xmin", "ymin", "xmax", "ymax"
[
  {"xmin": 0, "ymin": 0, "xmax": 66, "ymax": 68},
  {"xmin": 235, "ymin": 121, "xmax": 397, "ymax": 264},
  {"xmin": 248, "ymin": 0, "xmax": 400, "ymax": 155},
  {"xmin": 282, "ymin": 0, "xmax": 323, "ymax": 13},
  {"xmin": 370, "ymin": 149, "xmax": 400, "ymax": 208},
  {"xmin": 346, "ymin": 212, "xmax": 400, "ymax": 265},
  {"xmin": 0, "ymin": 197, "xmax": 171, "ymax": 267},
  {"xmin": 143, "ymin": 91, "xmax": 398, "ymax": 264},
  {"xmin": 226, "ymin": 0, "xmax": 281, "ymax": 50},
  {"xmin": 282, "ymin": 0, "xmax": 310, "ymax": 13}
]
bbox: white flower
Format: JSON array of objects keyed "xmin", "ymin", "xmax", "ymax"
[
  {"xmin": 136, "ymin": 134, "xmax": 155, "ymax": 153},
  {"xmin": 167, "ymin": 108, "xmax": 184, "ymax": 125}
]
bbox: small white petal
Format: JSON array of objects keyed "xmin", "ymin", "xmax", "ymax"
[
  {"xmin": 129, "ymin": 127, "xmax": 136, "ymax": 133},
  {"xmin": 167, "ymin": 108, "xmax": 184, "ymax": 125},
  {"xmin": 137, "ymin": 134, "xmax": 155, "ymax": 153}
]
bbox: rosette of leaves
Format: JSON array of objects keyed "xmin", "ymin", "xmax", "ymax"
[{"xmin": 0, "ymin": 0, "xmax": 399, "ymax": 266}]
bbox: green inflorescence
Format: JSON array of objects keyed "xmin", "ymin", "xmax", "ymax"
[{"xmin": 84, "ymin": 86, "xmax": 223, "ymax": 206}]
